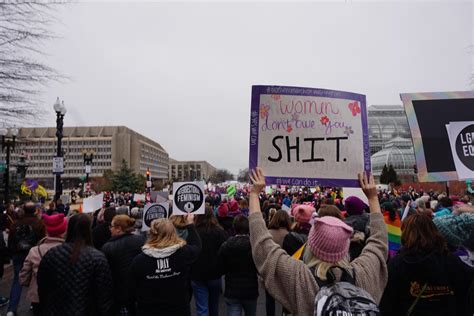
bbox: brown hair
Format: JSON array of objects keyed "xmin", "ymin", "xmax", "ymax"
[
  {"xmin": 169, "ymin": 215, "xmax": 187, "ymax": 229},
  {"xmin": 145, "ymin": 218, "xmax": 186, "ymax": 249},
  {"xmin": 401, "ymin": 212, "xmax": 448, "ymax": 254},
  {"xmin": 112, "ymin": 215, "xmax": 135, "ymax": 233},
  {"xmin": 66, "ymin": 214, "xmax": 93, "ymax": 264},
  {"xmin": 239, "ymin": 199, "xmax": 249, "ymax": 209},
  {"xmin": 318, "ymin": 205, "xmax": 343, "ymax": 220},
  {"xmin": 268, "ymin": 210, "xmax": 291, "ymax": 230},
  {"xmin": 195, "ymin": 205, "xmax": 221, "ymax": 232}
]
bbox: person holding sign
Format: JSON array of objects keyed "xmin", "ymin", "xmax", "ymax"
[
  {"xmin": 128, "ymin": 214, "xmax": 201, "ymax": 316},
  {"xmin": 248, "ymin": 168, "xmax": 388, "ymax": 315}
]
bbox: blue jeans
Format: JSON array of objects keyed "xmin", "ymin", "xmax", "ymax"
[
  {"xmin": 192, "ymin": 279, "xmax": 221, "ymax": 316},
  {"xmin": 224, "ymin": 298, "xmax": 257, "ymax": 316},
  {"xmin": 8, "ymin": 254, "xmax": 26, "ymax": 313}
]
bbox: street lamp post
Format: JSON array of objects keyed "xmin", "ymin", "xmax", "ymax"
[
  {"xmin": 83, "ymin": 150, "xmax": 94, "ymax": 197},
  {"xmin": 0, "ymin": 127, "xmax": 19, "ymax": 204},
  {"xmin": 53, "ymin": 97, "xmax": 67, "ymax": 202}
]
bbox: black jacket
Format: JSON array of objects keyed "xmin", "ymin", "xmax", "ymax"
[
  {"xmin": 191, "ymin": 226, "xmax": 227, "ymax": 281},
  {"xmin": 37, "ymin": 243, "xmax": 113, "ymax": 316},
  {"xmin": 8, "ymin": 214, "xmax": 45, "ymax": 256},
  {"xmin": 282, "ymin": 231, "xmax": 307, "ymax": 256},
  {"xmin": 129, "ymin": 224, "xmax": 201, "ymax": 316},
  {"xmin": 93, "ymin": 223, "xmax": 111, "ymax": 250},
  {"xmin": 101, "ymin": 233, "xmax": 146, "ymax": 308},
  {"xmin": 380, "ymin": 249, "xmax": 473, "ymax": 316},
  {"xmin": 217, "ymin": 235, "xmax": 258, "ymax": 300}
]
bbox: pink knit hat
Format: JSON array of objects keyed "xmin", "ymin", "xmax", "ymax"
[
  {"xmin": 307, "ymin": 216, "xmax": 353, "ymax": 263},
  {"xmin": 292, "ymin": 204, "xmax": 315, "ymax": 224},
  {"xmin": 43, "ymin": 213, "xmax": 68, "ymax": 237}
]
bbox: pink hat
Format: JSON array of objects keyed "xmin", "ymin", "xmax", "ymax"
[
  {"xmin": 307, "ymin": 216, "xmax": 353, "ymax": 263},
  {"xmin": 42, "ymin": 213, "xmax": 68, "ymax": 237},
  {"xmin": 292, "ymin": 204, "xmax": 315, "ymax": 224}
]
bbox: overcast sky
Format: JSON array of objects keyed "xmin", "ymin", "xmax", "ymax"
[{"xmin": 36, "ymin": 1, "xmax": 473, "ymax": 174}]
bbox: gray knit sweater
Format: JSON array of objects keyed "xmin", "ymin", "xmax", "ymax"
[{"xmin": 249, "ymin": 212, "xmax": 388, "ymax": 315}]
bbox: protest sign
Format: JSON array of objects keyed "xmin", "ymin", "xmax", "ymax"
[
  {"xmin": 446, "ymin": 121, "xmax": 474, "ymax": 180},
  {"xmin": 249, "ymin": 85, "xmax": 370, "ymax": 187},
  {"xmin": 172, "ymin": 181, "xmax": 206, "ymax": 215},
  {"xmin": 400, "ymin": 91, "xmax": 474, "ymax": 182},
  {"xmin": 133, "ymin": 194, "xmax": 146, "ymax": 202},
  {"xmin": 83, "ymin": 193, "xmax": 104, "ymax": 213},
  {"xmin": 142, "ymin": 203, "xmax": 169, "ymax": 231}
]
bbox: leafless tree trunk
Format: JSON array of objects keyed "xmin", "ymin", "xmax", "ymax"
[{"xmin": 0, "ymin": 1, "xmax": 66, "ymax": 125}]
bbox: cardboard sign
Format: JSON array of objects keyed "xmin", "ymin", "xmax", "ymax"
[
  {"xmin": 249, "ymin": 85, "xmax": 370, "ymax": 187},
  {"xmin": 446, "ymin": 121, "xmax": 474, "ymax": 180},
  {"xmin": 83, "ymin": 193, "xmax": 104, "ymax": 213},
  {"xmin": 401, "ymin": 91, "xmax": 474, "ymax": 182},
  {"xmin": 142, "ymin": 203, "xmax": 169, "ymax": 231},
  {"xmin": 172, "ymin": 181, "xmax": 206, "ymax": 215}
]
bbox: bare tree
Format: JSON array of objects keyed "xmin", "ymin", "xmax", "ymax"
[{"xmin": 0, "ymin": 1, "xmax": 65, "ymax": 125}]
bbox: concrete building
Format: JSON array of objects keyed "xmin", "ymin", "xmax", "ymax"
[
  {"xmin": 169, "ymin": 158, "xmax": 217, "ymax": 182},
  {"xmin": 1, "ymin": 126, "xmax": 169, "ymax": 189},
  {"xmin": 368, "ymin": 105, "xmax": 416, "ymax": 182}
]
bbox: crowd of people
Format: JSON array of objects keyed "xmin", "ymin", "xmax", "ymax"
[{"xmin": 0, "ymin": 169, "xmax": 473, "ymax": 315}]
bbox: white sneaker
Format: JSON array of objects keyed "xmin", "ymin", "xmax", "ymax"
[{"xmin": 7, "ymin": 311, "xmax": 15, "ymax": 316}]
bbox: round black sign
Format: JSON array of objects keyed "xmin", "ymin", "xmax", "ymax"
[
  {"xmin": 144, "ymin": 204, "xmax": 168, "ymax": 227},
  {"xmin": 455, "ymin": 124, "xmax": 474, "ymax": 171},
  {"xmin": 174, "ymin": 183, "xmax": 204, "ymax": 214}
]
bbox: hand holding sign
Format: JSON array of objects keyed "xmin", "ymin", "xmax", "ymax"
[{"xmin": 250, "ymin": 168, "xmax": 266, "ymax": 194}]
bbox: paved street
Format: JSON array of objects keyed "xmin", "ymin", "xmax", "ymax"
[{"xmin": 0, "ymin": 264, "xmax": 272, "ymax": 316}]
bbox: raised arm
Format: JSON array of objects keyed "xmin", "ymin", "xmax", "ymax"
[{"xmin": 248, "ymin": 168, "xmax": 318, "ymax": 315}]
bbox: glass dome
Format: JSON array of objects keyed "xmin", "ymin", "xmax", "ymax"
[{"xmin": 371, "ymin": 137, "xmax": 415, "ymax": 177}]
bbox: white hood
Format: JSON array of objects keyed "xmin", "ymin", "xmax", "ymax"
[{"xmin": 142, "ymin": 244, "xmax": 183, "ymax": 259}]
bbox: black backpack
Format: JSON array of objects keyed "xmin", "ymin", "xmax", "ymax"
[{"xmin": 12, "ymin": 224, "xmax": 36, "ymax": 253}]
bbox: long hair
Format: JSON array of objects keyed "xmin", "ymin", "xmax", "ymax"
[
  {"xmin": 169, "ymin": 215, "xmax": 187, "ymax": 229},
  {"xmin": 66, "ymin": 214, "xmax": 93, "ymax": 264},
  {"xmin": 401, "ymin": 212, "xmax": 448, "ymax": 254},
  {"xmin": 195, "ymin": 205, "xmax": 221, "ymax": 232},
  {"xmin": 145, "ymin": 218, "xmax": 186, "ymax": 249},
  {"xmin": 112, "ymin": 215, "xmax": 135, "ymax": 234},
  {"xmin": 268, "ymin": 210, "xmax": 291, "ymax": 230},
  {"xmin": 318, "ymin": 205, "xmax": 344, "ymax": 220},
  {"xmin": 382, "ymin": 202, "xmax": 398, "ymax": 221}
]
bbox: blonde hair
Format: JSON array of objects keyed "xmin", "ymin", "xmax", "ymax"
[
  {"xmin": 303, "ymin": 246, "xmax": 352, "ymax": 281},
  {"xmin": 169, "ymin": 215, "xmax": 187, "ymax": 229},
  {"xmin": 145, "ymin": 218, "xmax": 186, "ymax": 249},
  {"xmin": 112, "ymin": 215, "xmax": 135, "ymax": 233}
]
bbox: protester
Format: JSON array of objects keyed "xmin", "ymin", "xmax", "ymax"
[
  {"xmin": 191, "ymin": 206, "xmax": 228, "ymax": 316},
  {"xmin": 92, "ymin": 207, "xmax": 117, "ymax": 249},
  {"xmin": 266, "ymin": 210, "xmax": 291, "ymax": 316},
  {"xmin": 7, "ymin": 202, "xmax": 45, "ymax": 316},
  {"xmin": 248, "ymin": 168, "xmax": 388, "ymax": 315},
  {"xmin": 217, "ymin": 215, "xmax": 259, "ymax": 316},
  {"xmin": 281, "ymin": 204, "xmax": 314, "ymax": 256},
  {"xmin": 382, "ymin": 201, "xmax": 402, "ymax": 259},
  {"xmin": 101, "ymin": 214, "xmax": 146, "ymax": 315},
  {"xmin": 380, "ymin": 212, "xmax": 472, "ymax": 315},
  {"xmin": 129, "ymin": 214, "xmax": 201, "ymax": 316},
  {"xmin": 344, "ymin": 196, "xmax": 370, "ymax": 260},
  {"xmin": 433, "ymin": 212, "xmax": 474, "ymax": 251},
  {"xmin": 37, "ymin": 213, "xmax": 113, "ymax": 315},
  {"xmin": 19, "ymin": 213, "xmax": 67, "ymax": 315}
]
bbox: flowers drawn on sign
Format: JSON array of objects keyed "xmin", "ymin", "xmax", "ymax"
[
  {"xmin": 348, "ymin": 102, "xmax": 361, "ymax": 116},
  {"xmin": 271, "ymin": 94, "xmax": 281, "ymax": 101},
  {"xmin": 260, "ymin": 104, "xmax": 270, "ymax": 119},
  {"xmin": 344, "ymin": 126, "xmax": 354, "ymax": 137},
  {"xmin": 287, "ymin": 124, "xmax": 293, "ymax": 133},
  {"xmin": 320, "ymin": 116, "xmax": 330, "ymax": 125}
]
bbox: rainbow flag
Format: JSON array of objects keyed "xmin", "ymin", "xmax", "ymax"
[{"xmin": 384, "ymin": 213, "xmax": 402, "ymax": 258}]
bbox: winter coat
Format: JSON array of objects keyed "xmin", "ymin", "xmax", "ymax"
[
  {"xmin": 249, "ymin": 212, "xmax": 388, "ymax": 315},
  {"xmin": 191, "ymin": 225, "xmax": 228, "ymax": 281},
  {"xmin": 282, "ymin": 231, "xmax": 307, "ymax": 256},
  {"xmin": 8, "ymin": 214, "xmax": 45, "ymax": 256},
  {"xmin": 19, "ymin": 237, "xmax": 64, "ymax": 303},
  {"xmin": 37, "ymin": 243, "xmax": 113, "ymax": 316},
  {"xmin": 217, "ymin": 235, "xmax": 259, "ymax": 300},
  {"xmin": 92, "ymin": 222, "xmax": 111, "ymax": 250},
  {"xmin": 380, "ymin": 249, "xmax": 473, "ymax": 316},
  {"xmin": 129, "ymin": 224, "xmax": 202, "ymax": 316},
  {"xmin": 101, "ymin": 233, "xmax": 146, "ymax": 308}
]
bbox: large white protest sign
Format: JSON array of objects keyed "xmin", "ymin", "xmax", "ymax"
[
  {"xmin": 142, "ymin": 203, "xmax": 169, "ymax": 231},
  {"xmin": 83, "ymin": 193, "xmax": 104, "ymax": 213},
  {"xmin": 446, "ymin": 121, "xmax": 474, "ymax": 180},
  {"xmin": 172, "ymin": 181, "xmax": 206, "ymax": 215},
  {"xmin": 249, "ymin": 85, "xmax": 370, "ymax": 188}
]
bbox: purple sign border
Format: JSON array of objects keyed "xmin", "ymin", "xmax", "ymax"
[{"xmin": 249, "ymin": 85, "xmax": 370, "ymax": 188}]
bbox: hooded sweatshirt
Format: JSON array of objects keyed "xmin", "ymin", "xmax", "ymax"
[
  {"xmin": 380, "ymin": 249, "xmax": 472, "ymax": 316},
  {"xmin": 129, "ymin": 224, "xmax": 201, "ymax": 316}
]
